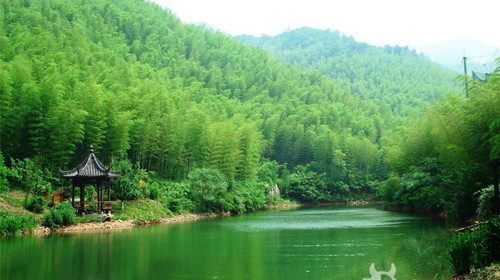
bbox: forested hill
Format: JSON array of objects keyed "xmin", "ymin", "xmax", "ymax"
[
  {"xmin": 236, "ymin": 27, "xmax": 460, "ymax": 115},
  {"xmin": 1, "ymin": 0, "xmax": 395, "ymax": 193}
]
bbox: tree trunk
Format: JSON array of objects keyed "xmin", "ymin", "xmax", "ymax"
[
  {"xmin": 121, "ymin": 200, "xmax": 124, "ymax": 211},
  {"xmin": 24, "ymin": 184, "xmax": 32, "ymax": 209}
]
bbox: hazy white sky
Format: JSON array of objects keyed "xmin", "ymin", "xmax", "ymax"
[{"xmin": 151, "ymin": 0, "xmax": 500, "ymax": 48}]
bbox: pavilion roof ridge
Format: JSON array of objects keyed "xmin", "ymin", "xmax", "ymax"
[{"xmin": 60, "ymin": 145, "xmax": 120, "ymax": 178}]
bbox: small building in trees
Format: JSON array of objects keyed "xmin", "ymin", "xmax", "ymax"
[
  {"xmin": 51, "ymin": 189, "xmax": 67, "ymax": 204},
  {"xmin": 60, "ymin": 145, "xmax": 120, "ymax": 215}
]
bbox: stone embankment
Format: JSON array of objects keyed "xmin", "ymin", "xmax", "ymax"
[{"xmin": 34, "ymin": 212, "xmax": 232, "ymax": 235}]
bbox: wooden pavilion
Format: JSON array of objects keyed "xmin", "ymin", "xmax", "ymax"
[{"xmin": 60, "ymin": 145, "xmax": 120, "ymax": 215}]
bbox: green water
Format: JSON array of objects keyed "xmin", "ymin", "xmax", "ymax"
[{"xmin": 0, "ymin": 206, "xmax": 452, "ymax": 279}]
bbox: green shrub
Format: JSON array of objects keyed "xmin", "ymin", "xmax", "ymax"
[
  {"xmin": 233, "ymin": 181, "xmax": 267, "ymax": 211},
  {"xmin": 449, "ymin": 217, "xmax": 500, "ymax": 274},
  {"xmin": 482, "ymin": 216, "xmax": 500, "ymax": 262},
  {"xmin": 0, "ymin": 211, "xmax": 37, "ymax": 236},
  {"xmin": 43, "ymin": 201, "xmax": 76, "ymax": 229},
  {"xmin": 22, "ymin": 214, "xmax": 37, "ymax": 232},
  {"xmin": 111, "ymin": 159, "xmax": 151, "ymax": 208},
  {"xmin": 188, "ymin": 168, "xmax": 233, "ymax": 213},
  {"xmin": 147, "ymin": 182, "xmax": 160, "ymax": 200},
  {"xmin": 26, "ymin": 196, "xmax": 46, "ymax": 214},
  {"xmin": 0, "ymin": 151, "xmax": 8, "ymax": 196},
  {"xmin": 163, "ymin": 182, "xmax": 196, "ymax": 214},
  {"xmin": 0, "ymin": 211, "xmax": 22, "ymax": 235},
  {"xmin": 449, "ymin": 231, "xmax": 485, "ymax": 274},
  {"xmin": 289, "ymin": 165, "xmax": 325, "ymax": 203},
  {"xmin": 476, "ymin": 186, "xmax": 495, "ymax": 219}
]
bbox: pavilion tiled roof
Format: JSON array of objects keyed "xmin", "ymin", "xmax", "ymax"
[{"xmin": 60, "ymin": 146, "xmax": 120, "ymax": 179}]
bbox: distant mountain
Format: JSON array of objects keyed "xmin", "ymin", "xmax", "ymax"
[
  {"xmin": 414, "ymin": 37, "xmax": 499, "ymax": 73},
  {"xmin": 235, "ymin": 27, "xmax": 460, "ymax": 115}
]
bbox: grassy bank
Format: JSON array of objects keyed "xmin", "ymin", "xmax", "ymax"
[
  {"xmin": 0, "ymin": 190, "xmax": 39, "ymax": 236},
  {"xmin": 111, "ymin": 199, "xmax": 172, "ymax": 223}
]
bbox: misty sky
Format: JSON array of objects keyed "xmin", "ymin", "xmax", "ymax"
[{"xmin": 152, "ymin": 0, "xmax": 500, "ymax": 49}]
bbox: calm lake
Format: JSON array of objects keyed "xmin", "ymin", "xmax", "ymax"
[{"xmin": 0, "ymin": 206, "xmax": 452, "ymax": 280}]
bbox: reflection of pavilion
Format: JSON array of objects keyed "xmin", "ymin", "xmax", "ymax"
[{"xmin": 60, "ymin": 146, "xmax": 120, "ymax": 215}]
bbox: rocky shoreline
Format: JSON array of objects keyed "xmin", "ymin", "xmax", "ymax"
[
  {"xmin": 451, "ymin": 264, "xmax": 500, "ymax": 280},
  {"xmin": 32, "ymin": 212, "xmax": 231, "ymax": 235}
]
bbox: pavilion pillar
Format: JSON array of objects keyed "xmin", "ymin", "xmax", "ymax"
[
  {"xmin": 107, "ymin": 182, "xmax": 111, "ymax": 202},
  {"xmin": 103, "ymin": 180, "xmax": 110, "ymax": 214},
  {"xmin": 98, "ymin": 180, "xmax": 103, "ymax": 213},
  {"xmin": 96, "ymin": 182, "xmax": 100, "ymax": 213},
  {"xmin": 80, "ymin": 182, "xmax": 85, "ymax": 215},
  {"xmin": 72, "ymin": 184, "xmax": 75, "ymax": 209}
]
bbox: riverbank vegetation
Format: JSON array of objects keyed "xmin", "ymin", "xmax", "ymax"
[
  {"xmin": 449, "ymin": 217, "xmax": 500, "ymax": 274},
  {"xmin": 0, "ymin": 209, "xmax": 36, "ymax": 236},
  {"xmin": 381, "ymin": 71, "xmax": 500, "ymax": 218},
  {"xmin": 0, "ymin": 187, "xmax": 244, "ymax": 235}
]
